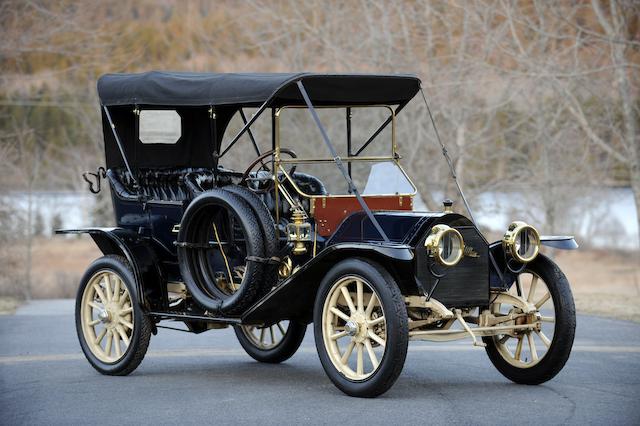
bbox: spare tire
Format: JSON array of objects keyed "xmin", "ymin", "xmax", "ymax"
[
  {"xmin": 223, "ymin": 184, "xmax": 279, "ymax": 297},
  {"xmin": 177, "ymin": 189, "xmax": 266, "ymax": 315}
]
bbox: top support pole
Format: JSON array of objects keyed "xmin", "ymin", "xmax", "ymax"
[{"xmin": 296, "ymin": 81, "xmax": 390, "ymax": 243}]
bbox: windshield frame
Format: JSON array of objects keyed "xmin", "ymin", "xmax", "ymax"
[{"xmin": 274, "ymin": 104, "xmax": 417, "ymax": 199}]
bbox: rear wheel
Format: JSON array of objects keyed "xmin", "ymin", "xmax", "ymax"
[
  {"xmin": 75, "ymin": 255, "xmax": 151, "ymax": 375},
  {"xmin": 234, "ymin": 320, "xmax": 307, "ymax": 363},
  {"xmin": 314, "ymin": 259, "xmax": 408, "ymax": 397},
  {"xmin": 483, "ymin": 255, "xmax": 576, "ymax": 384}
]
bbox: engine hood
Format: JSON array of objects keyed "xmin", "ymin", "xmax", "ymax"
[{"xmin": 326, "ymin": 210, "xmax": 477, "ymax": 247}]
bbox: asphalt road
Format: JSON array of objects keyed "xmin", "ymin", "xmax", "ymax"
[{"xmin": 1, "ymin": 300, "xmax": 639, "ymax": 425}]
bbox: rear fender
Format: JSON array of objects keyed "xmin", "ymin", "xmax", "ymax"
[
  {"xmin": 242, "ymin": 243, "xmax": 414, "ymax": 325},
  {"xmin": 56, "ymin": 228, "xmax": 166, "ymax": 310}
]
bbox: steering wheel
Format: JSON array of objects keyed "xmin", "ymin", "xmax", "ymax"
[{"xmin": 240, "ymin": 148, "xmax": 297, "ymax": 192}]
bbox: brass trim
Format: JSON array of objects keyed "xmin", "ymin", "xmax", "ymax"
[
  {"xmin": 273, "ymin": 104, "xmax": 417, "ymax": 201},
  {"xmin": 502, "ymin": 221, "xmax": 541, "ymax": 263},
  {"xmin": 424, "ymin": 225, "xmax": 465, "ymax": 267}
]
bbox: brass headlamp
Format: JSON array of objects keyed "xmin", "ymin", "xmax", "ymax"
[
  {"xmin": 502, "ymin": 221, "xmax": 540, "ymax": 263},
  {"xmin": 424, "ymin": 224, "xmax": 465, "ymax": 267}
]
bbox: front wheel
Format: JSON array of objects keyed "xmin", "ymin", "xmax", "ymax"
[
  {"xmin": 314, "ymin": 258, "xmax": 408, "ymax": 398},
  {"xmin": 234, "ymin": 320, "xmax": 307, "ymax": 363},
  {"xmin": 483, "ymin": 254, "xmax": 576, "ymax": 384}
]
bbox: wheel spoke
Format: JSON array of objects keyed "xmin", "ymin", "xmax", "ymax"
[
  {"xmin": 88, "ymin": 301, "xmax": 102, "ymax": 310},
  {"xmin": 116, "ymin": 325, "xmax": 130, "ymax": 345},
  {"xmin": 93, "ymin": 283, "xmax": 107, "ymax": 304},
  {"xmin": 269, "ymin": 326, "xmax": 276, "ymax": 344},
  {"xmin": 368, "ymin": 330, "xmax": 386, "ymax": 347},
  {"xmin": 340, "ymin": 287, "xmax": 356, "ymax": 315},
  {"xmin": 113, "ymin": 332, "xmax": 122, "ymax": 358},
  {"xmin": 514, "ymin": 336, "xmax": 524, "ymax": 360},
  {"xmin": 88, "ymin": 319, "xmax": 100, "ymax": 327},
  {"xmin": 540, "ymin": 316, "xmax": 555, "ymax": 323},
  {"xmin": 330, "ymin": 307, "xmax": 350, "ymax": 322},
  {"xmin": 259, "ymin": 327, "xmax": 265, "ymax": 345},
  {"xmin": 113, "ymin": 277, "xmax": 121, "ymax": 303},
  {"xmin": 118, "ymin": 292, "xmax": 130, "ymax": 308},
  {"xmin": 104, "ymin": 275, "xmax": 112, "ymax": 302},
  {"xmin": 330, "ymin": 330, "xmax": 348, "ymax": 340},
  {"xmin": 527, "ymin": 275, "xmax": 538, "ymax": 303},
  {"xmin": 104, "ymin": 330, "xmax": 113, "ymax": 356},
  {"xmin": 120, "ymin": 319, "xmax": 133, "ymax": 330},
  {"xmin": 365, "ymin": 292, "xmax": 378, "ymax": 318},
  {"xmin": 95, "ymin": 327, "xmax": 107, "ymax": 346},
  {"xmin": 536, "ymin": 330, "xmax": 551, "ymax": 349},
  {"xmin": 356, "ymin": 343, "xmax": 364, "ymax": 376},
  {"xmin": 277, "ymin": 322, "xmax": 286, "ymax": 336},
  {"xmin": 120, "ymin": 306, "xmax": 133, "ymax": 315},
  {"xmin": 368, "ymin": 316, "xmax": 385, "ymax": 327},
  {"xmin": 527, "ymin": 332, "xmax": 539, "ymax": 361},
  {"xmin": 356, "ymin": 279, "xmax": 364, "ymax": 313},
  {"xmin": 364, "ymin": 339, "xmax": 379, "ymax": 369},
  {"xmin": 535, "ymin": 292, "xmax": 551, "ymax": 309},
  {"xmin": 341, "ymin": 341, "xmax": 356, "ymax": 364}
]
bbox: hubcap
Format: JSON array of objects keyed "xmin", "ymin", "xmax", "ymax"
[
  {"xmin": 345, "ymin": 320, "xmax": 359, "ymax": 336},
  {"xmin": 322, "ymin": 275, "xmax": 387, "ymax": 381},
  {"xmin": 80, "ymin": 270, "xmax": 135, "ymax": 364},
  {"xmin": 98, "ymin": 309, "xmax": 111, "ymax": 323}
]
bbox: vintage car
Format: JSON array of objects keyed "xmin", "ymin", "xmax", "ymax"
[{"xmin": 59, "ymin": 71, "xmax": 578, "ymax": 397}]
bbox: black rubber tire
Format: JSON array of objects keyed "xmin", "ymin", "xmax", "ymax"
[
  {"xmin": 233, "ymin": 321, "xmax": 307, "ymax": 363},
  {"xmin": 223, "ymin": 184, "xmax": 278, "ymax": 297},
  {"xmin": 178, "ymin": 189, "xmax": 266, "ymax": 315},
  {"xmin": 313, "ymin": 258, "xmax": 408, "ymax": 398},
  {"xmin": 483, "ymin": 254, "xmax": 576, "ymax": 384},
  {"xmin": 75, "ymin": 255, "xmax": 152, "ymax": 376}
]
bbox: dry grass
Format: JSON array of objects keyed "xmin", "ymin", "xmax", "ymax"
[
  {"xmin": 0, "ymin": 297, "xmax": 21, "ymax": 315},
  {"xmin": 3, "ymin": 238, "xmax": 639, "ymax": 322},
  {"xmin": 29, "ymin": 236, "xmax": 102, "ymax": 299},
  {"xmin": 551, "ymin": 248, "xmax": 640, "ymax": 322}
]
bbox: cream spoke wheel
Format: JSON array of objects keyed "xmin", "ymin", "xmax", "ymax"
[
  {"xmin": 484, "ymin": 256, "xmax": 575, "ymax": 386},
  {"xmin": 322, "ymin": 275, "xmax": 387, "ymax": 381},
  {"xmin": 241, "ymin": 321, "xmax": 290, "ymax": 350},
  {"xmin": 80, "ymin": 269, "xmax": 135, "ymax": 364},
  {"xmin": 492, "ymin": 271, "xmax": 556, "ymax": 368}
]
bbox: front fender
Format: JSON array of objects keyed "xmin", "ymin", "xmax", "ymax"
[
  {"xmin": 489, "ymin": 235, "xmax": 577, "ymax": 290},
  {"xmin": 56, "ymin": 227, "xmax": 166, "ymax": 310}
]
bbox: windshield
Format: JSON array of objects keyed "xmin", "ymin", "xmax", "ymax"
[{"xmin": 277, "ymin": 106, "xmax": 415, "ymax": 196}]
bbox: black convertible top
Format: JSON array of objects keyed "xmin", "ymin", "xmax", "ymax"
[{"xmin": 97, "ymin": 71, "xmax": 421, "ymax": 107}]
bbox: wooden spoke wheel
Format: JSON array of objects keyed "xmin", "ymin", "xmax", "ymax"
[
  {"xmin": 234, "ymin": 320, "xmax": 307, "ymax": 363},
  {"xmin": 314, "ymin": 259, "xmax": 408, "ymax": 398},
  {"xmin": 75, "ymin": 255, "xmax": 151, "ymax": 375},
  {"xmin": 491, "ymin": 271, "xmax": 555, "ymax": 368},
  {"xmin": 242, "ymin": 322, "xmax": 290, "ymax": 350},
  {"xmin": 321, "ymin": 275, "xmax": 387, "ymax": 380},
  {"xmin": 80, "ymin": 269, "xmax": 134, "ymax": 363},
  {"xmin": 483, "ymin": 255, "xmax": 576, "ymax": 384}
]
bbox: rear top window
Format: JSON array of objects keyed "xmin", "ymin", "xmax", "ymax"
[{"xmin": 139, "ymin": 110, "xmax": 181, "ymax": 144}]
